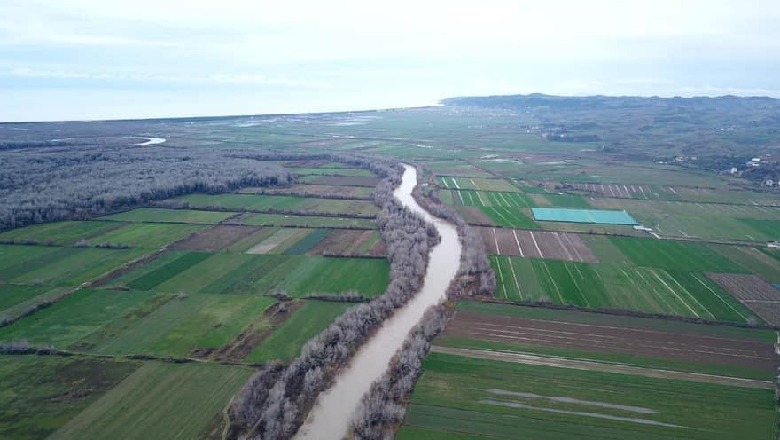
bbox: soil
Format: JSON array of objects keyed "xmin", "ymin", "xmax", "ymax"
[
  {"xmin": 445, "ymin": 310, "xmax": 778, "ymax": 371},
  {"xmin": 172, "ymin": 225, "xmax": 261, "ymax": 252},
  {"xmin": 308, "ymin": 229, "xmax": 386, "ymax": 256},
  {"xmin": 196, "ymin": 301, "xmax": 303, "ymax": 362},
  {"xmin": 479, "ymin": 227, "xmax": 598, "ymax": 263},
  {"xmin": 707, "ymin": 273, "xmax": 780, "ymax": 325}
]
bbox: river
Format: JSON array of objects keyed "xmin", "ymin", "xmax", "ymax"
[{"xmin": 293, "ymin": 165, "xmax": 462, "ymax": 440}]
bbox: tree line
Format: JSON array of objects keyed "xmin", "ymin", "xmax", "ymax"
[
  {"xmin": 226, "ymin": 157, "xmax": 440, "ymax": 440},
  {"xmin": 0, "ymin": 145, "xmax": 293, "ymax": 231}
]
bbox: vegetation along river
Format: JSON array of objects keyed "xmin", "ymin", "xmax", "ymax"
[{"xmin": 293, "ymin": 164, "xmax": 462, "ymax": 439}]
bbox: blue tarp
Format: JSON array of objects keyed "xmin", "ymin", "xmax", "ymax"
[{"xmin": 532, "ymin": 208, "xmax": 638, "ymax": 225}]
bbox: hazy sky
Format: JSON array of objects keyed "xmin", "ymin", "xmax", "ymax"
[{"xmin": 2, "ymin": 0, "xmax": 780, "ymax": 121}]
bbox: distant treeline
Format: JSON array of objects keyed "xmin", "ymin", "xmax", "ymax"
[
  {"xmin": 443, "ymin": 93, "xmax": 780, "ymax": 160},
  {"xmin": 0, "ymin": 145, "xmax": 293, "ymax": 231}
]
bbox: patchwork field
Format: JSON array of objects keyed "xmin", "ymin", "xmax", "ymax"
[
  {"xmin": 589, "ymin": 198, "xmax": 780, "ymax": 240},
  {"xmin": 309, "ymin": 229, "xmax": 385, "ymax": 256},
  {"xmin": 109, "ymin": 253, "xmax": 389, "ymax": 297},
  {"xmin": 479, "ymin": 227, "xmax": 597, "ymax": 262},
  {"xmin": 174, "ymin": 193, "xmax": 379, "ymax": 216},
  {"xmin": 48, "ymin": 362, "xmax": 251, "ymax": 440},
  {"xmin": 451, "ymin": 190, "xmax": 534, "ymax": 208},
  {"xmin": 397, "ymin": 300, "xmax": 777, "ymax": 440},
  {"xmin": 232, "ymin": 212, "xmax": 376, "ymax": 229},
  {"xmin": 439, "ymin": 176, "xmax": 519, "ymax": 192},
  {"xmin": 0, "ymin": 245, "xmax": 146, "ymax": 286},
  {"xmin": 243, "ymin": 183, "xmax": 373, "ymax": 199},
  {"xmin": 568, "ymin": 182, "xmax": 657, "ymax": 199},
  {"xmin": 707, "ymin": 273, "xmax": 780, "ymax": 325},
  {"xmin": 299, "ymin": 175, "xmax": 380, "ymax": 187},
  {"xmin": 101, "ymin": 208, "xmax": 236, "ymax": 224},
  {"xmin": 246, "ymin": 301, "xmax": 353, "ymax": 363},
  {"xmin": 0, "ymin": 356, "xmax": 141, "ymax": 440},
  {"xmin": 398, "ymin": 352, "xmax": 775, "ymax": 440},
  {"xmin": 490, "ymin": 256, "xmax": 755, "ymax": 322}
]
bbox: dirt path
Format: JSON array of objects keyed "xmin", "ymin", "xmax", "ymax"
[{"xmin": 431, "ymin": 346, "xmax": 774, "ymax": 390}]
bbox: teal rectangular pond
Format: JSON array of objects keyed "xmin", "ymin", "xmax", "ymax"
[{"xmin": 532, "ymin": 208, "xmax": 638, "ymax": 225}]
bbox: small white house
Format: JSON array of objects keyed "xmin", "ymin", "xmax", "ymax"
[{"xmin": 765, "ymin": 179, "xmax": 775, "ymax": 187}]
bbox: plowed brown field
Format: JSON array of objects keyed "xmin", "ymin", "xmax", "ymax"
[{"xmin": 479, "ymin": 227, "xmax": 598, "ymax": 262}]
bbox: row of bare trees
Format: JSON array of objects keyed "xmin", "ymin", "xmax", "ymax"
[
  {"xmin": 412, "ymin": 171, "xmax": 496, "ymax": 297},
  {"xmin": 350, "ymin": 305, "xmax": 449, "ymax": 439},
  {"xmin": 226, "ymin": 158, "xmax": 439, "ymax": 439},
  {"xmin": 346, "ymin": 168, "xmax": 497, "ymax": 439}
]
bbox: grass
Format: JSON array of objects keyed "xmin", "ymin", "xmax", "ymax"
[
  {"xmin": 0, "ymin": 221, "xmax": 122, "ymax": 246},
  {"xmin": 288, "ymin": 167, "xmax": 375, "ymax": 177},
  {"xmin": 711, "ymin": 245, "xmax": 780, "ymax": 283},
  {"xmin": 49, "ymin": 362, "xmax": 252, "ymax": 440},
  {"xmin": 100, "ymin": 208, "xmax": 236, "ymax": 224},
  {"xmin": 588, "ymin": 198, "xmax": 780, "ymax": 241},
  {"xmin": 479, "ymin": 207, "xmax": 538, "ymax": 228},
  {"xmin": 456, "ymin": 300, "xmax": 776, "ymax": 342},
  {"xmin": 490, "ymin": 256, "xmax": 755, "ymax": 322},
  {"xmin": 0, "ymin": 356, "xmax": 140, "ymax": 440},
  {"xmin": 235, "ymin": 212, "xmax": 376, "ymax": 229},
  {"xmin": 397, "ymin": 352, "xmax": 777, "ymax": 440},
  {"xmin": 142, "ymin": 254, "xmax": 389, "ymax": 297},
  {"xmin": 175, "ymin": 193, "xmax": 378, "ymax": 216},
  {"xmin": 610, "ymin": 238, "xmax": 746, "ymax": 272},
  {"xmin": 90, "ymin": 294, "xmax": 276, "ymax": 356},
  {"xmin": 89, "ymin": 223, "xmax": 206, "ymax": 248},
  {"xmin": 246, "ymin": 301, "xmax": 352, "ymax": 363},
  {"xmin": 284, "ymin": 228, "xmax": 332, "ymax": 254},
  {"xmin": 0, "ymin": 289, "xmax": 157, "ymax": 347},
  {"xmin": 0, "ymin": 245, "xmax": 146, "ymax": 286},
  {"xmin": 436, "ymin": 335, "xmax": 771, "ymax": 381},
  {"xmin": 454, "ymin": 190, "xmax": 534, "ymax": 208},
  {"xmin": 0, "ymin": 284, "xmax": 56, "ymax": 312}
]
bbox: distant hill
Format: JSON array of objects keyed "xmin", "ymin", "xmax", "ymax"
[{"xmin": 441, "ymin": 93, "xmax": 780, "ymax": 165}]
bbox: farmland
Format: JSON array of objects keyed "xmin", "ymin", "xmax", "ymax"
[
  {"xmin": 0, "ymin": 156, "xmax": 392, "ymax": 438},
  {"xmin": 396, "ymin": 301, "xmax": 777, "ymax": 439},
  {"xmin": 3, "ymin": 99, "xmax": 780, "ymax": 439}
]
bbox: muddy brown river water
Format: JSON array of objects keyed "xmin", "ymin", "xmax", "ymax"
[{"xmin": 293, "ymin": 165, "xmax": 462, "ymax": 440}]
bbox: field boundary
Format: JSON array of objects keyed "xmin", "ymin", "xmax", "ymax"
[{"xmin": 469, "ymin": 298, "xmax": 780, "ymax": 331}]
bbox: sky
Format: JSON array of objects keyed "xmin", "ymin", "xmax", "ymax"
[{"xmin": 2, "ymin": 0, "xmax": 780, "ymax": 121}]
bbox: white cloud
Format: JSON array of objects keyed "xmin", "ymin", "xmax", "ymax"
[{"xmin": 1, "ymin": 0, "xmax": 780, "ymax": 120}]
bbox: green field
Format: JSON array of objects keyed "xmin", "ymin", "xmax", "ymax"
[
  {"xmin": 589, "ymin": 199, "xmax": 780, "ymax": 241},
  {"xmin": 490, "ymin": 256, "xmax": 754, "ymax": 322},
  {"xmin": 610, "ymin": 238, "xmax": 745, "ymax": 272},
  {"xmin": 289, "ymin": 167, "xmax": 375, "ymax": 177},
  {"xmin": 478, "ymin": 207, "xmax": 538, "ymax": 228},
  {"xmin": 397, "ymin": 352, "xmax": 776, "ymax": 440},
  {"xmin": 0, "ymin": 289, "xmax": 158, "ymax": 347},
  {"xmin": 0, "ymin": 221, "xmax": 206, "ymax": 249},
  {"xmin": 0, "ymin": 245, "xmax": 146, "ymax": 286},
  {"xmin": 234, "ymin": 212, "xmax": 376, "ymax": 229},
  {"xmin": 100, "ymin": 208, "xmax": 236, "ymax": 224},
  {"xmin": 113, "ymin": 253, "xmax": 389, "ymax": 297},
  {"xmin": 0, "ymin": 221, "xmax": 122, "ymax": 246},
  {"xmin": 88, "ymin": 223, "xmax": 206, "ymax": 248},
  {"xmin": 0, "ymin": 356, "xmax": 141, "ymax": 440},
  {"xmin": 454, "ymin": 190, "xmax": 534, "ymax": 208},
  {"xmin": 247, "ymin": 301, "xmax": 352, "ymax": 363},
  {"xmin": 49, "ymin": 362, "xmax": 251, "ymax": 440},
  {"xmin": 87, "ymin": 294, "xmax": 276, "ymax": 356},
  {"xmin": 175, "ymin": 193, "xmax": 378, "ymax": 216}
]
